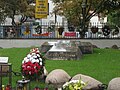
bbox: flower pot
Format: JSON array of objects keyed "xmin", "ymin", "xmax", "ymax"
[{"xmin": 102, "ymin": 25, "xmax": 110, "ymax": 36}]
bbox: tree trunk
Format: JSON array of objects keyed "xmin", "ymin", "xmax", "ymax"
[{"xmin": 11, "ymin": 10, "xmax": 17, "ymax": 26}]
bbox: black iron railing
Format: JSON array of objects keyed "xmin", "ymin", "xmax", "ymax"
[{"xmin": 0, "ymin": 23, "xmax": 119, "ymax": 39}]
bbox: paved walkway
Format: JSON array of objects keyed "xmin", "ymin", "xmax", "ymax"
[{"xmin": 0, "ymin": 39, "xmax": 120, "ymax": 48}]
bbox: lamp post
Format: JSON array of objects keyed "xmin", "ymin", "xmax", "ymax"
[{"xmin": 81, "ymin": 0, "xmax": 87, "ymax": 38}]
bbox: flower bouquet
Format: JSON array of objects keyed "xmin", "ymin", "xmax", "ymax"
[
  {"xmin": 91, "ymin": 26, "xmax": 98, "ymax": 34},
  {"xmin": 21, "ymin": 48, "xmax": 45, "ymax": 80},
  {"xmin": 102, "ymin": 25, "xmax": 111, "ymax": 36},
  {"xmin": 62, "ymin": 80, "xmax": 86, "ymax": 90}
]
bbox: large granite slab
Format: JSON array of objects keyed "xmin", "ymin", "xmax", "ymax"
[
  {"xmin": 39, "ymin": 42, "xmax": 55, "ymax": 54},
  {"xmin": 75, "ymin": 41, "xmax": 93, "ymax": 54},
  {"xmin": 45, "ymin": 41, "xmax": 82, "ymax": 60}
]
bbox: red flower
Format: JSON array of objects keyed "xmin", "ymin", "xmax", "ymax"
[{"xmin": 22, "ymin": 61, "xmax": 41, "ymax": 76}]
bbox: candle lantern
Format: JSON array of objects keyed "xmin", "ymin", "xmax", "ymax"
[
  {"xmin": 16, "ymin": 79, "xmax": 30, "ymax": 90},
  {"xmin": 34, "ymin": 87, "xmax": 40, "ymax": 90},
  {"xmin": 5, "ymin": 84, "xmax": 11, "ymax": 90}
]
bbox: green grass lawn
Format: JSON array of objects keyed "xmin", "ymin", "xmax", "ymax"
[{"xmin": 0, "ymin": 48, "xmax": 120, "ymax": 89}]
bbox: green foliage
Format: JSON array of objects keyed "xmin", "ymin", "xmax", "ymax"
[
  {"xmin": 0, "ymin": 0, "xmax": 35, "ymax": 25},
  {"xmin": 108, "ymin": 10, "xmax": 120, "ymax": 27},
  {"xmin": 51, "ymin": 0, "xmax": 120, "ymax": 26}
]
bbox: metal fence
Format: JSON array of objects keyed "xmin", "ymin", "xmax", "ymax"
[{"xmin": 0, "ymin": 22, "xmax": 120, "ymax": 39}]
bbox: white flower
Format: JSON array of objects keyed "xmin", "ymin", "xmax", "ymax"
[
  {"xmin": 63, "ymin": 82, "xmax": 70, "ymax": 88},
  {"xmin": 31, "ymin": 59, "xmax": 35, "ymax": 63},
  {"xmin": 39, "ymin": 62, "xmax": 42, "ymax": 65},
  {"xmin": 24, "ymin": 57, "xmax": 27, "ymax": 60},
  {"xmin": 22, "ymin": 60, "xmax": 25, "ymax": 64},
  {"xmin": 22, "ymin": 57, "xmax": 28, "ymax": 63},
  {"xmin": 32, "ymin": 59, "xmax": 40, "ymax": 63},
  {"xmin": 39, "ymin": 58, "xmax": 43, "ymax": 62},
  {"xmin": 35, "ymin": 59, "xmax": 40, "ymax": 63},
  {"xmin": 30, "ymin": 57, "xmax": 34, "ymax": 61},
  {"xmin": 63, "ymin": 80, "xmax": 86, "ymax": 90},
  {"xmin": 33, "ymin": 55, "xmax": 37, "ymax": 59},
  {"xmin": 25, "ymin": 59, "xmax": 30, "ymax": 63},
  {"xmin": 37, "ymin": 54, "xmax": 40, "ymax": 57},
  {"xmin": 36, "ymin": 51, "xmax": 40, "ymax": 53},
  {"xmin": 31, "ymin": 53, "xmax": 36, "ymax": 56},
  {"xmin": 36, "ymin": 48, "xmax": 39, "ymax": 50},
  {"xmin": 69, "ymin": 80, "xmax": 79, "ymax": 83},
  {"xmin": 27, "ymin": 54, "xmax": 31, "ymax": 58}
]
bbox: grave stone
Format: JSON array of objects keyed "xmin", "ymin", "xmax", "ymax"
[
  {"xmin": 76, "ymin": 42, "xmax": 93, "ymax": 54},
  {"xmin": 0, "ymin": 57, "xmax": 8, "ymax": 63},
  {"xmin": 39, "ymin": 42, "xmax": 54, "ymax": 54},
  {"xmin": 107, "ymin": 77, "xmax": 120, "ymax": 90},
  {"xmin": 45, "ymin": 41, "xmax": 82, "ymax": 60},
  {"xmin": 0, "ymin": 57, "xmax": 9, "ymax": 76},
  {"xmin": 45, "ymin": 69, "xmax": 71, "ymax": 89},
  {"xmin": 111, "ymin": 45, "xmax": 119, "ymax": 49}
]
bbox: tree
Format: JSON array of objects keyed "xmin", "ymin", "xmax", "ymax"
[
  {"xmin": 108, "ymin": 10, "xmax": 120, "ymax": 28},
  {"xmin": 0, "ymin": 0, "xmax": 35, "ymax": 25},
  {"xmin": 51, "ymin": 0, "xmax": 120, "ymax": 38},
  {"xmin": 0, "ymin": 1, "xmax": 8, "ymax": 23}
]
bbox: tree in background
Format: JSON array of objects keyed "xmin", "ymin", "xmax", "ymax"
[
  {"xmin": 51, "ymin": 0, "xmax": 120, "ymax": 38},
  {"xmin": 0, "ymin": 1, "xmax": 8, "ymax": 24},
  {"xmin": 108, "ymin": 8, "xmax": 120, "ymax": 28},
  {"xmin": 0, "ymin": 0, "xmax": 35, "ymax": 26}
]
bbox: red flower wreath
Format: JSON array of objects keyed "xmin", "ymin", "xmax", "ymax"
[{"xmin": 21, "ymin": 48, "xmax": 45, "ymax": 79}]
